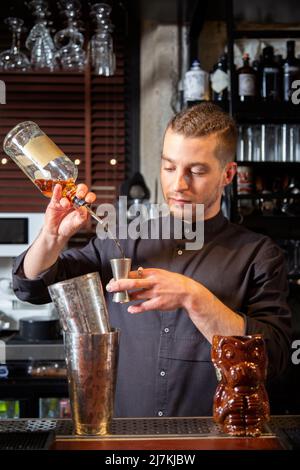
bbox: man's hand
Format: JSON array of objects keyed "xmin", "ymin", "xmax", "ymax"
[
  {"xmin": 43, "ymin": 183, "xmax": 97, "ymax": 242},
  {"xmin": 23, "ymin": 182, "xmax": 96, "ymax": 280},
  {"xmin": 106, "ymin": 267, "xmax": 245, "ymax": 343},
  {"xmin": 106, "ymin": 268, "xmax": 197, "ymax": 314}
]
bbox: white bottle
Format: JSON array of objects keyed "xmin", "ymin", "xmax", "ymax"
[{"xmin": 184, "ymin": 60, "xmax": 209, "ymax": 103}]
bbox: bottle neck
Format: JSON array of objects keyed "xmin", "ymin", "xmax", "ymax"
[
  {"xmin": 243, "ymin": 57, "xmax": 250, "ymax": 67},
  {"xmin": 287, "ymin": 44, "xmax": 295, "ymax": 60}
]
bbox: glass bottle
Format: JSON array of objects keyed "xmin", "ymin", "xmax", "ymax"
[
  {"xmin": 237, "ymin": 53, "xmax": 256, "ymax": 102},
  {"xmin": 210, "ymin": 53, "xmax": 229, "ymax": 103},
  {"xmin": 260, "ymin": 46, "xmax": 281, "ymax": 101},
  {"xmin": 283, "ymin": 40, "xmax": 300, "ymax": 102},
  {"xmin": 183, "ymin": 60, "xmax": 210, "ymax": 105},
  {"xmin": 3, "ymin": 121, "xmax": 125, "ymax": 257}
]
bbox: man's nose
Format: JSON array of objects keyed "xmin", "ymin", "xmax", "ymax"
[{"xmin": 173, "ymin": 172, "xmax": 190, "ymax": 192}]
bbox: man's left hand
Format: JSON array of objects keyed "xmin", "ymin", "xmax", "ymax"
[{"xmin": 106, "ymin": 268, "xmax": 197, "ymax": 314}]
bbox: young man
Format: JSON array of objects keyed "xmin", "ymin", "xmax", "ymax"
[{"xmin": 12, "ymin": 103, "xmax": 291, "ymax": 417}]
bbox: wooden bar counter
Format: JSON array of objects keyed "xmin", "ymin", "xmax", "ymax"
[{"xmin": 53, "ymin": 433, "xmax": 283, "ymax": 451}]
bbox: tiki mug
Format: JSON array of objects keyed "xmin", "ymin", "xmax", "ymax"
[{"xmin": 211, "ymin": 334, "xmax": 270, "ymax": 437}]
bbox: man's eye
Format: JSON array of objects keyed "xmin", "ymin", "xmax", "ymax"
[
  {"xmin": 191, "ymin": 170, "xmax": 204, "ymax": 176},
  {"xmin": 164, "ymin": 167, "xmax": 175, "ymax": 172}
]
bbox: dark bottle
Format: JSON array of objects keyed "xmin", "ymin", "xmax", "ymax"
[
  {"xmin": 210, "ymin": 53, "xmax": 229, "ymax": 102},
  {"xmin": 260, "ymin": 46, "xmax": 281, "ymax": 101},
  {"xmin": 237, "ymin": 53, "xmax": 256, "ymax": 102},
  {"xmin": 283, "ymin": 40, "xmax": 300, "ymax": 102}
]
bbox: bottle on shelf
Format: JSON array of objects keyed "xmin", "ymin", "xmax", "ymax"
[
  {"xmin": 283, "ymin": 40, "xmax": 300, "ymax": 102},
  {"xmin": 260, "ymin": 46, "xmax": 281, "ymax": 102},
  {"xmin": 210, "ymin": 52, "xmax": 229, "ymax": 103},
  {"xmin": 237, "ymin": 53, "xmax": 257, "ymax": 102},
  {"xmin": 183, "ymin": 59, "xmax": 210, "ymax": 105}
]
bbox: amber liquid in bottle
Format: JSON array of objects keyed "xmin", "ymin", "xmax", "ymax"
[
  {"xmin": 34, "ymin": 178, "xmax": 125, "ymax": 258},
  {"xmin": 34, "ymin": 178, "xmax": 77, "ymax": 199}
]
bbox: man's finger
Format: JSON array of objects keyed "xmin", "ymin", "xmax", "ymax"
[
  {"xmin": 127, "ymin": 299, "xmax": 157, "ymax": 314},
  {"xmin": 51, "ymin": 183, "xmax": 62, "ymax": 203},
  {"xmin": 106, "ymin": 278, "xmax": 153, "ymax": 292},
  {"xmin": 76, "ymin": 183, "xmax": 89, "ymax": 199},
  {"xmin": 129, "ymin": 290, "xmax": 152, "ymax": 301},
  {"xmin": 85, "ymin": 191, "xmax": 97, "ymax": 204},
  {"xmin": 128, "ymin": 268, "xmax": 153, "ymax": 279},
  {"xmin": 60, "ymin": 197, "xmax": 71, "ymax": 209}
]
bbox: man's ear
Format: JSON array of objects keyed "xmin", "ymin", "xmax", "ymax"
[{"xmin": 223, "ymin": 162, "xmax": 237, "ymax": 186}]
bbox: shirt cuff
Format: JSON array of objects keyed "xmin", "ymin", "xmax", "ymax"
[{"xmin": 12, "ymin": 250, "xmax": 59, "ymax": 303}]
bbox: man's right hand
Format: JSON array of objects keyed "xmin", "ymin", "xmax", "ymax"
[
  {"xmin": 23, "ymin": 183, "xmax": 96, "ymax": 280},
  {"xmin": 43, "ymin": 183, "xmax": 97, "ymax": 242}
]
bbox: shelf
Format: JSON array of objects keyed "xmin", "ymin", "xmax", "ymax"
[
  {"xmin": 288, "ymin": 273, "xmax": 300, "ymax": 280},
  {"xmin": 236, "ymin": 161, "xmax": 300, "ymax": 166},
  {"xmin": 234, "ymin": 102, "xmax": 300, "ymax": 123},
  {"xmin": 237, "ymin": 193, "xmax": 300, "ymax": 200},
  {"xmin": 233, "ymin": 29, "xmax": 300, "ymax": 39}
]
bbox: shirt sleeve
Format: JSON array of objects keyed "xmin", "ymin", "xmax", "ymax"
[
  {"xmin": 244, "ymin": 239, "xmax": 292, "ymax": 379},
  {"xmin": 12, "ymin": 236, "xmax": 103, "ymax": 305}
]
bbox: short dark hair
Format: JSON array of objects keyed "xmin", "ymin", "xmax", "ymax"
[{"xmin": 167, "ymin": 102, "xmax": 237, "ymax": 166}]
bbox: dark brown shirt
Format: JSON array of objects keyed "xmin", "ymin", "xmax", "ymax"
[{"xmin": 12, "ymin": 211, "xmax": 291, "ymax": 417}]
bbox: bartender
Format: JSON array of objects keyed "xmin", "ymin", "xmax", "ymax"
[{"xmin": 12, "ymin": 103, "xmax": 291, "ymax": 418}]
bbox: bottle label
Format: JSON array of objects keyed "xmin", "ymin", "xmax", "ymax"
[
  {"xmin": 264, "ymin": 67, "xmax": 280, "ymax": 74},
  {"xmin": 238, "ymin": 74, "xmax": 255, "ymax": 96},
  {"xmin": 237, "ymin": 166, "xmax": 253, "ymax": 194},
  {"xmin": 184, "ymin": 70, "xmax": 209, "ymax": 101},
  {"xmin": 21, "ymin": 135, "xmax": 65, "ymax": 168},
  {"xmin": 211, "ymin": 69, "xmax": 229, "ymax": 93}
]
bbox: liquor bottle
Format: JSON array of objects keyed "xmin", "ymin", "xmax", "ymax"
[
  {"xmin": 237, "ymin": 53, "xmax": 256, "ymax": 102},
  {"xmin": 183, "ymin": 60, "xmax": 209, "ymax": 105},
  {"xmin": 210, "ymin": 53, "xmax": 229, "ymax": 103},
  {"xmin": 260, "ymin": 46, "xmax": 281, "ymax": 101},
  {"xmin": 283, "ymin": 40, "xmax": 300, "ymax": 102},
  {"xmin": 3, "ymin": 121, "xmax": 125, "ymax": 257}
]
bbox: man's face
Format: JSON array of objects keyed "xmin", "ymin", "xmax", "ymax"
[{"xmin": 161, "ymin": 128, "xmax": 236, "ymax": 220}]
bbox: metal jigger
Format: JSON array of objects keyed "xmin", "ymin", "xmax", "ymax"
[{"xmin": 110, "ymin": 258, "xmax": 132, "ymax": 303}]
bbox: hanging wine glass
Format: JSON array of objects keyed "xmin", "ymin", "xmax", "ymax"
[
  {"xmin": 25, "ymin": 0, "xmax": 59, "ymax": 72},
  {"xmin": 89, "ymin": 3, "xmax": 116, "ymax": 76},
  {"xmin": 0, "ymin": 17, "xmax": 31, "ymax": 72},
  {"xmin": 54, "ymin": 0, "xmax": 86, "ymax": 72}
]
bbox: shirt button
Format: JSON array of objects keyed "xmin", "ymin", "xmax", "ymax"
[
  {"xmin": 160, "ymin": 370, "xmax": 166, "ymax": 377},
  {"xmin": 164, "ymin": 327, "xmax": 169, "ymax": 333},
  {"xmin": 177, "ymin": 249, "xmax": 183, "ymax": 255},
  {"xmin": 158, "ymin": 411, "xmax": 164, "ymax": 417}
]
